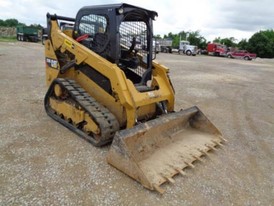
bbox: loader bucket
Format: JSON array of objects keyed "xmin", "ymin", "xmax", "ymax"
[{"xmin": 107, "ymin": 106, "xmax": 225, "ymax": 194}]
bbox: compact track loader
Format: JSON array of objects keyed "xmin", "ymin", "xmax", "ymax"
[{"xmin": 44, "ymin": 3, "xmax": 225, "ymax": 193}]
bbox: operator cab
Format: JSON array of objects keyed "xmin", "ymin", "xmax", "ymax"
[{"xmin": 73, "ymin": 4, "xmax": 158, "ymax": 87}]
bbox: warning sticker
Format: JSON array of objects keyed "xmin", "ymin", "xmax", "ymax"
[{"xmin": 64, "ymin": 39, "xmax": 74, "ymax": 49}]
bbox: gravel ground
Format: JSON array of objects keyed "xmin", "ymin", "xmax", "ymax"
[{"xmin": 0, "ymin": 42, "xmax": 273, "ymax": 205}]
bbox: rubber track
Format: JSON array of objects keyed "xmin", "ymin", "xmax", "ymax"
[{"xmin": 44, "ymin": 78, "xmax": 120, "ymax": 146}]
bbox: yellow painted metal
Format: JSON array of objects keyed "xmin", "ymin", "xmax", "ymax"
[
  {"xmin": 45, "ymin": 40, "xmax": 60, "ymax": 86},
  {"xmin": 46, "ymin": 20, "xmax": 175, "ymax": 129},
  {"xmin": 49, "ymin": 98, "xmax": 100, "ymax": 134},
  {"xmin": 83, "ymin": 114, "xmax": 100, "ymax": 134},
  {"xmin": 63, "ymin": 29, "xmax": 73, "ymax": 38},
  {"xmin": 54, "ymin": 84, "xmax": 63, "ymax": 97},
  {"xmin": 74, "ymin": 71, "xmax": 127, "ymax": 127},
  {"xmin": 136, "ymin": 103, "xmax": 156, "ymax": 120}
]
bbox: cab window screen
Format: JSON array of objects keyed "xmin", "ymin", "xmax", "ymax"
[{"xmin": 79, "ymin": 14, "xmax": 107, "ymax": 36}]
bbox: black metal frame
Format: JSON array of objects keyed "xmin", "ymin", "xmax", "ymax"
[
  {"xmin": 74, "ymin": 3, "xmax": 157, "ymax": 84},
  {"xmin": 46, "ymin": 3, "xmax": 157, "ymax": 85}
]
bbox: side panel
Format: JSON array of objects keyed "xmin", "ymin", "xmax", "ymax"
[
  {"xmin": 44, "ymin": 39, "xmax": 61, "ymax": 86},
  {"xmin": 74, "ymin": 70, "xmax": 127, "ymax": 127}
]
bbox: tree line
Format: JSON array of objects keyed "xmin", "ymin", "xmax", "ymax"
[
  {"xmin": 0, "ymin": 18, "xmax": 43, "ymax": 29},
  {"xmin": 155, "ymin": 30, "xmax": 274, "ymax": 58},
  {"xmin": 1, "ymin": 18, "xmax": 273, "ymax": 58}
]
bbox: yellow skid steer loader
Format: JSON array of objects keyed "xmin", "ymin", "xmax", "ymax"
[{"xmin": 44, "ymin": 3, "xmax": 225, "ymax": 193}]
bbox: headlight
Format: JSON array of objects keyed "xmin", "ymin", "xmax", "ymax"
[{"xmin": 118, "ymin": 7, "xmax": 124, "ymax": 14}]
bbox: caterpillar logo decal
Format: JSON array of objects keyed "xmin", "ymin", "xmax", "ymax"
[{"xmin": 46, "ymin": 58, "xmax": 58, "ymax": 69}]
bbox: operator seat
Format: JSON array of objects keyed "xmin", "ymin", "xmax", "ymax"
[{"xmin": 91, "ymin": 32, "xmax": 109, "ymax": 55}]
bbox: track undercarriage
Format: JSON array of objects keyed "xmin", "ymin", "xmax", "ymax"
[{"xmin": 44, "ymin": 78, "xmax": 120, "ymax": 146}]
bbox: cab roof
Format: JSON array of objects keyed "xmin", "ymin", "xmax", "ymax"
[{"xmin": 80, "ymin": 3, "xmax": 158, "ymax": 20}]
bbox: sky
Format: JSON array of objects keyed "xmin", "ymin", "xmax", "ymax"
[{"xmin": 0, "ymin": 0, "xmax": 273, "ymax": 42}]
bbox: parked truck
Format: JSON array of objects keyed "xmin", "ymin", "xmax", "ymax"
[
  {"xmin": 41, "ymin": 27, "xmax": 48, "ymax": 45},
  {"xmin": 207, "ymin": 43, "xmax": 227, "ymax": 56},
  {"xmin": 227, "ymin": 50, "xmax": 256, "ymax": 60},
  {"xmin": 153, "ymin": 39, "xmax": 161, "ymax": 53},
  {"xmin": 16, "ymin": 26, "xmax": 39, "ymax": 42},
  {"xmin": 178, "ymin": 40, "xmax": 197, "ymax": 56},
  {"xmin": 158, "ymin": 38, "xmax": 173, "ymax": 53}
]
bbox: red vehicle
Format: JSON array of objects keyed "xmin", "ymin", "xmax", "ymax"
[
  {"xmin": 227, "ymin": 50, "xmax": 256, "ymax": 60},
  {"xmin": 207, "ymin": 43, "xmax": 227, "ymax": 56}
]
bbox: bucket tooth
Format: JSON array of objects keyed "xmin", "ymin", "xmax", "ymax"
[
  {"xmin": 192, "ymin": 155, "xmax": 204, "ymax": 162},
  {"xmin": 198, "ymin": 149, "xmax": 207, "ymax": 155},
  {"xmin": 185, "ymin": 161, "xmax": 195, "ymax": 168},
  {"xmin": 176, "ymin": 168, "xmax": 187, "ymax": 176},
  {"xmin": 208, "ymin": 145, "xmax": 217, "ymax": 151},
  {"xmin": 169, "ymin": 165, "xmax": 187, "ymax": 176},
  {"xmin": 153, "ymin": 184, "xmax": 165, "ymax": 194},
  {"xmin": 219, "ymin": 136, "xmax": 228, "ymax": 143},
  {"xmin": 165, "ymin": 176, "xmax": 175, "ymax": 184},
  {"xmin": 212, "ymin": 140, "xmax": 224, "ymax": 147},
  {"xmin": 198, "ymin": 149, "xmax": 212, "ymax": 159}
]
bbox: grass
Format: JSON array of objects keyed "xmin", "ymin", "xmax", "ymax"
[{"xmin": 0, "ymin": 36, "xmax": 17, "ymax": 42}]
